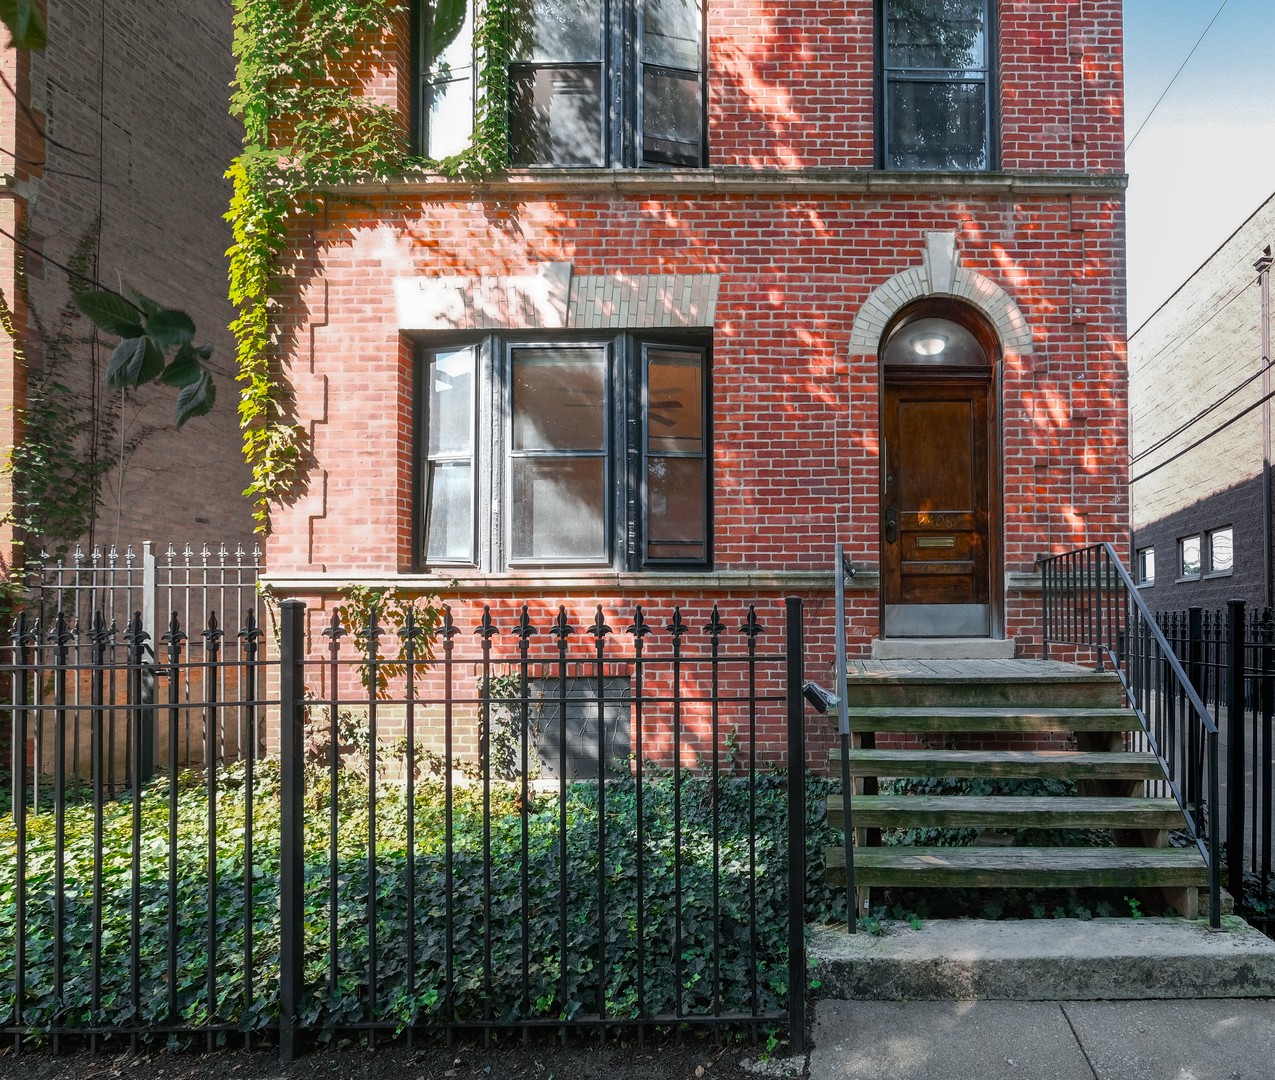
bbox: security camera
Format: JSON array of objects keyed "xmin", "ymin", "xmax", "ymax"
[{"xmin": 802, "ymin": 681, "xmax": 840, "ymax": 715}]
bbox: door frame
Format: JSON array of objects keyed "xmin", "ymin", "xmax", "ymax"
[{"xmin": 877, "ymin": 300, "xmax": 1005, "ymax": 639}]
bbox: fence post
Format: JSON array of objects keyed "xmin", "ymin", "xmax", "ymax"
[
  {"xmin": 785, "ymin": 596, "xmax": 806, "ymax": 1055},
  {"xmin": 1187, "ymin": 607, "xmax": 1204, "ymax": 812},
  {"xmin": 278, "ymin": 600, "xmax": 306, "ymax": 1064},
  {"xmin": 1262, "ymin": 611, "xmax": 1274, "ymax": 894},
  {"xmin": 1226, "ymin": 598, "xmax": 1246, "ymax": 905}
]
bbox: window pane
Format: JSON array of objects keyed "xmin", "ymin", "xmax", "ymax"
[
  {"xmin": 428, "ymin": 348, "xmax": 474, "ymax": 456},
  {"xmin": 882, "ymin": 316, "xmax": 987, "ymax": 367},
  {"xmin": 647, "ymin": 350, "xmax": 703, "ymax": 454},
  {"xmin": 511, "ymin": 458, "xmax": 606, "ymax": 560},
  {"xmin": 510, "ymin": 65, "xmax": 604, "ymax": 166},
  {"xmin": 644, "ymin": 0, "xmax": 699, "ymax": 69},
  {"xmin": 1137, "ymin": 547, "xmax": 1155, "ymax": 585},
  {"xmin": 425, "ymin": 462, "xmax": 473, "ymax": 562},
  {"xmin": 425, "ymin": 76, "xmax": 473, "ymax": 158},
  {"xmin": 647, "ymin": 456, "xmax": 705, "ymax": 560},
  {"xmin": 423, "ymin": 0, "xmax": 473, "ymax": 71},
  {"xmin": 422, "ymin": 0, "xmax": 474, "ymax": 155},
  {"xmin": 642, "ymin": 66, "xmax": 700, "ymax": 166},
  {"xmin": 887, "ymin": 0, "xmax": 986, "ymax": 73},
  {"xmin": 1209, "ymin": 528, "xmax": 1233, "ymax": 573},
  {"xmin": 887, "ymin": 79, "xmax": 987, "ymax": 169},
  {"xmin": 1179, "ymin": 536, "xmax": 1201, "ymax": 578},
  {"xmin": 512, "ymin": 347, "xmax": 606, "ymax": 452},
  {"xmin": 512, "ymin": 0, "xmax": 602, "ymax": 61}
]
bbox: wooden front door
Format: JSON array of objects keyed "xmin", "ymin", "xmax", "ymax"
[{"xmin": 881, "ymin": 376, "xmax": 993, "ymax": 637}]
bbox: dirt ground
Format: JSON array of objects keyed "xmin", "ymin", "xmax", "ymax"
[{"xmin": 0, "ymin": 1031, "xmax": 809, "ymax": 1080}]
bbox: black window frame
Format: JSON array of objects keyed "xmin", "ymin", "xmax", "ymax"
[
  {"xmin": 414, "ymin": 331, "xmax": 712, "ymax": 572},
  {"xmin": 413, "ymin": 0, "xmax": 706, "ymax": 167},
  {"xmin": 876, "ymin": 0, "xmax": 998, "ymax": 172}
]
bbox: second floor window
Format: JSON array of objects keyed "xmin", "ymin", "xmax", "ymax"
[
  {"xmin": 881, "ymin": 0, "xmax": 994, "ymax": 171},
  {"xmin": 419, "ymin": 0, "xmax": 704, "ymax": 168}
]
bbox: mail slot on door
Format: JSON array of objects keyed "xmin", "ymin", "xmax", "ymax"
[{"xmin": 903, "ymin": 533, "xmax": 973, "ymax": 560}]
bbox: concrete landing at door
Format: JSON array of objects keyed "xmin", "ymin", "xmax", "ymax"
[{"xmin": 870, "ymin": 638, "xmax": 1017, "ymax": 660}]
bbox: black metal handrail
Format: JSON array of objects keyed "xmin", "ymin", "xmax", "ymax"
[{"xmin": 1041, "ymin": 542, "xmax": 1221, "ymax": 927}]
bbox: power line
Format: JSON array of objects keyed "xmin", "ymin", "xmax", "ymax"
[
  {"xmin": 1131, "ymin": 380, "xmax": 1275, "ymax": 484},
  {"xmin": 1126, "ymin": 0, "xmax": 1230, "ymax": 153},
  {"xmin": 1131, "ymin": 353, "xmax": 1269, "ymax": 464}
]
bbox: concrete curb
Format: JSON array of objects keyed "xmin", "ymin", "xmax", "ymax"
[{"xmin": 809, "ymin": 916, "xmax": 1275, "ymax": 1000}]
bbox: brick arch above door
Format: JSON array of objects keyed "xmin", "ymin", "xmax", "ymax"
[{"xmin": 849, "ymin": 231, "xmax": 1034, "ymax": 356}]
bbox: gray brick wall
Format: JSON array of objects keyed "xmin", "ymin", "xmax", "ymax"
[{"xmin": 13, "ymin": 0, "xmax": 252, "ymax": 555}]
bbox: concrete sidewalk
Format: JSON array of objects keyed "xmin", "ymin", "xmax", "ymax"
[{"xmin": 809, "ymin": 998, "xmax": 1275, "ymax": 1080}]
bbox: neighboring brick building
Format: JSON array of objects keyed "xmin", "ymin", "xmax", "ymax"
[
  {"xmin": 262, "ymin": 0, "xmax": 1128, "ymax": 692},
  {"xmin": 1130, "ymin": 192, "xmax": 1275, "ymax": 613},
  {"xmin": 0, "ymin": 2, "xmax": 253, "ymax": 569}
]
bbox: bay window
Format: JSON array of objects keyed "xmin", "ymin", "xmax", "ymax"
[{"xmin": 417, "ymin": 335, "xmax": 710, "ymax": 571}]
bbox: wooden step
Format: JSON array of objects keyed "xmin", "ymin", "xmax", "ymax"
[
  {"xmin": 846, "ymin": 661, "xmax": 1124, "ymax": 709},
  {"xmin": 829, "ymin": 748, "xmax": 1165, "ymax": 781},
  {"xmin": 827, "ymin": 794, "xmax": 1185, "ymax": 831},
  {"xmin": 844, "ymin": 707, "xmax": 1140, "ymax": 734},
  {"xmin": 825, "ymin": 845, "xmax": 1209, "ymax": 890}
]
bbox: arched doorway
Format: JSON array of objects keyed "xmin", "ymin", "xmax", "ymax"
[{"xmin": 879, "ymin": 301, "xmax": 1001, "ymax": 638}]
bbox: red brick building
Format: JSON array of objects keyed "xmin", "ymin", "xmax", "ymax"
[{"xmin": 263, "ymin": 0, "xmax": 1127, "ymax": 683}]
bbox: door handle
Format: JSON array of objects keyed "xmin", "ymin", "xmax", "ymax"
[{"xmin": 885, "ymin": 506, "xmax": 898, "ymax": 544}]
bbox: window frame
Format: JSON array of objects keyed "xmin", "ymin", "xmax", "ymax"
[
  {"xmin": 1177, "ymin": 534, "xmax": 1202, "ymax": 582},
  {"xmin": 417, "ymin": 344, "xmax": 481, "ymax": 567},
  {"xmin": 1136, "ymin": 546, "xmax": 1155, "ymax": 587},
  {"xmin": 414, "ymin": 331, "xmax": 711, "ymax": 572},
  {"xmin": 876, "ymin": 0, "xmax": 998, "ymax": 172},
  {"xmin": 414, "ymin": 0, "xmax": 706, "ymax": 168},
  {"xmin": 1205, "ymin": 526, "xmax": 1234, "ymax": 578}
]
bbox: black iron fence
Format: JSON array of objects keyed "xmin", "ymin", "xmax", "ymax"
[
  {"xmin": 1, "ymin": 596, "xmax": 813, "ymax": 1058},
  {"xmin": 1040, "ymin": 543, "xmax": 1223, "ymax": 927},
  {"xmin": 1156, "ymin": 602, "xmax": 1274, "ymax": 936}
]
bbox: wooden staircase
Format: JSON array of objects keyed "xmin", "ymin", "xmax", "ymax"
[{"xmin": 824, "ymin": 659, "xmax": 1210, "ymax": 917}]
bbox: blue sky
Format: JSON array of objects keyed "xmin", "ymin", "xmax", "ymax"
[{"xmin": 1124, "ymin": 0, "xmax": 1275, "ymax": 330}]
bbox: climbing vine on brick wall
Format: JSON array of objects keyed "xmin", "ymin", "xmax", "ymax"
[{"xmin": 227, "ymin": 0, "xmax": 511, "ymax": 530}]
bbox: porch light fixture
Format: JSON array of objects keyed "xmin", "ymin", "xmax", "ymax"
[
  {"xmin": 912, "ymin": 334, "xmax": 947, "ymax": 356},
  {"xmin": 802, "ymin": 681, "xmax": 840, "ymax": 715}
]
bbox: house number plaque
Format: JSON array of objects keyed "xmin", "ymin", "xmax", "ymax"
[{"xmin": 914, "ymin": 512, "xmax": 960, "ymax": 529}]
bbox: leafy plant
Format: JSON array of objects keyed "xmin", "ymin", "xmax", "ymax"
[
  {"xmin": 72, "ymin": 288, "xmax": 216, "ymax": 428},
  {"xmin": 226, "ymin": 0, "xmax": 515, "ymax": 528},
  {"xmin": 0, "ymin": 766, "xmax": 846, "ymax": 1043},
  {"xmin": 0, "ymin": 0, "xmax": 46, "ymax": 48},
  {"xmin": 333, "ymin": 585, "xmax": 444, "ymax": 696},
  {"xmin": 1, "ymin": 226, "xmax": 117, "ymax": 562}
]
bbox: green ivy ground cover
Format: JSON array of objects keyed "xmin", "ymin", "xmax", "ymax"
[{"xmin": 0, "ymin": 764, "xmax": 842, "ymax": 1044}]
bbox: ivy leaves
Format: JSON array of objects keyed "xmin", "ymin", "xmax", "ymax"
[
  {"xmin": 73, "ymin": 289, "xmax": 217, "ymax": 428},
  {"xmin": 0, "ymin": 0, "xmax": 47, "ymax": 49}
]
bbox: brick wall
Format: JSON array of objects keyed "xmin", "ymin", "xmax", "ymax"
[
  {"xmin": 0, "ymin": 0, "xmax": 253, "ymax": 564},
  {"xmin": 261, "ymin": 0, "xmax": 1128, "ymax": 676}
]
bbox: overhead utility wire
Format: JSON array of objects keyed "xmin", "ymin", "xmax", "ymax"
[
  {"xmin": 1125, "ymin": 0, "xmax": 1230, "ymax": 153},
  {"xmin": 1131, "ymin": 355, "xmax": 1270, "ymax": 464},
  {"xmin": 1131, "ymin": 381, "xmax": 1275, "ymax": 484}
]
